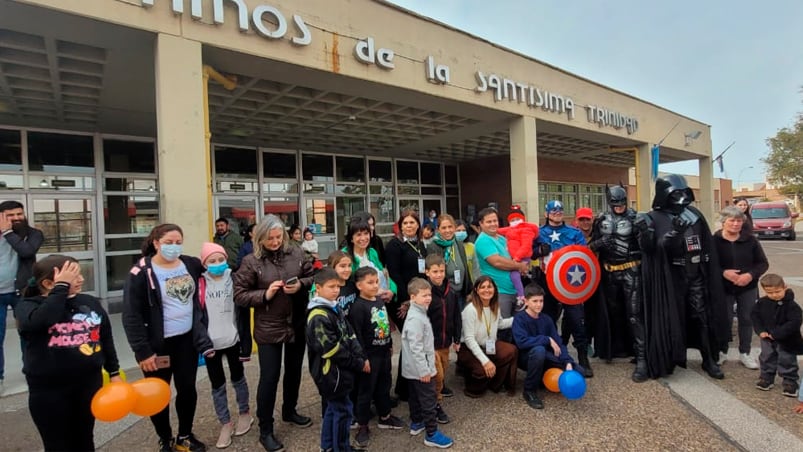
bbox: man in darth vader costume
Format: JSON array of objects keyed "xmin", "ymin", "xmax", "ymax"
[
  {"xmin": 637, "ymin": 175, "xmax": 728, "ymax": 379},
  {"xmin": 589, "ymin": 185, "xmax": 648, "ymax": 382}
]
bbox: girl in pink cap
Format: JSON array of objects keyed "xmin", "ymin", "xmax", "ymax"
[{"xmin": 200, "ymin": 242, "xmax": 253, "ymax": 449}]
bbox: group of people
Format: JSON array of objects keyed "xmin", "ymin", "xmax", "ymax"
[{"xmin": 4, "ymin": 172, "xmax": 803, "ymax": 452}]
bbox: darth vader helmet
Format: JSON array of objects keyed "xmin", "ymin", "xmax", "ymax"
[
  {"xmin": 606, "ymin": 185, "xmax": 628, "ymax": 208},
  {"xmin": 652, "ymin": 174, "xmax": 694, "ymax": 212}
]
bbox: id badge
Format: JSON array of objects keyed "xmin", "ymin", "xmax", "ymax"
[
  {"xmin": 485, "ymin": 339, "xmax": 496, "ymax": 355},
  {"xmin": 418, "ymin": 258, "xmax": 426, "ymax": 273},
  {"xmin": 453, "ymin": 269, "xmax": 462, "ymax": 285}
]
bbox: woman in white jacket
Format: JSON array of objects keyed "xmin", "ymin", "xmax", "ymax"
[{"xmin": 457, "ymin": 275, "xmax": 518, "ymax": 397}]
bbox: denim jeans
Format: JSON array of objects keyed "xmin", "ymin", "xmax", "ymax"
[
  {"xmin": 321, "ymin": 395, "xmax": 353, "ymax": 452},
  {"xmin": 0, "ymin": 292, "xmax": 21, "ymax": 381}
]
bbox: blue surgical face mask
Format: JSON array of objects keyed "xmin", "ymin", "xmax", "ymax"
[
  {"xmin": 455, "ymin": 231, "xmax": 468, "ymax": 242},
  {"xmin": 207, "ymin": 261, "xmax": 229, "ymax": 276},
  {"xmin": 160, "ymin": 244, "xmax": 182, "ymax": 261}
]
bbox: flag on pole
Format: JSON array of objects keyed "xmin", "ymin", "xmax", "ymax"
[
  {"xmin": 651, "ymin": 144, "xmax": 660, "ymax": 180},
  {"xmin": 714, "ymin": 155, "xmax": 724, "ymax": 173}
]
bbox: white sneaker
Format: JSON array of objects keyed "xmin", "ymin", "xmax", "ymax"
[
  {"xmin": 234, "ymin": 413, "xmax": 253, "ymax": 436},
  {"xmin": 216, "ymin": 422, "xmax": 233, "ymax": 449},
  {"xmin": 740, "ymin": 353, "xmax": 759, "ymax": 370}
]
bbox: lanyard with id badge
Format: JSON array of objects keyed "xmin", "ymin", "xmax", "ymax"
[
  {"xmin": 484, "ymin": 312, "xmax": 496, "ymax": 355},
  {"xmin": 408, "ymin": 240, "xmax": 425, "ymax": 273}
]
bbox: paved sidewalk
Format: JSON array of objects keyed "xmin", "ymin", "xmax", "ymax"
[{"xmin": 3, "ymin": 314, "xmax": 803, "ymax": 451}]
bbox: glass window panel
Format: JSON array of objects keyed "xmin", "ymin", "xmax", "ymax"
[
  {"xmin": 336, "ymin": 156, "xmax": 365, "ymax": 182},
  {"xmin": 303, "ymin": 183, "xmax": 333, "ymax": 194},
  {"xmin": 302, "ymin": 154, "xmax": 333, "ymax": 181},
  {"xmin": 216, "ymin": 180, "xmax": 258, "ymax": 193},
  {"xmin": 29, "ymin": 175, "xmax": 94, "ymax": 191},
  {"xmin": 106, "ymin": 253, "xmax": 140, "ymax": 292},
  {"xmin": 369, "ymin": 184, "xmax": 393, "ymax": 195},
  {"xmin": 28, "ymin": 132, "xmax": 94, "ymax": 173},
  {"xmin": 106, "ymin": 237, "xmax": 147, "ymax": 252},
  {"xmin": 216, "ymin": 198, "xmax": 257, "ymax": 236},
  {"xmin": 104, "ymin": 177, "xmax": 157, "ymax": 192},
  {"xmin": 103, "ymin": 140, "xmax": 155, "ymax": 173},
  {"xmin": 370, "ymin": 196, "xmax": 395, "ymax": 224},
  {"xmin": 335, "ymin": 184, "xmax": 365, "ymax": 195},
  {"xmin": 396, "ymin": 161, "xmax": 418, "ymax": 184},
  {"xmin": 397, "ymin": 185, "xmax": 419, "ymax": 195},
  {"xmin": 214, "ymin": 147, "xmax": 257, "ymax": 179},
  {"xmin": 398, "ymin": 199, "xmax": 420, "ymax": 215},
  {"xmin": 375, "ymin": 224, "xmax": 394, "ymax": 236},
  {"xmin": 421, "ymin": 163, "xmax": 441, "ymax": 185},
  {"xmin": 263, "ymin": 152, "xmax": 297, "ymax": 179},
  {"xmin": 421, "ymin": 186, "xmax": 442, "ymax": 195},
  {"xmin": 305, "ymin": 198, "xmax": 334, "ymax": 234},
  {"xmin": 264, "ymin": 197, "xmax": 299, "ymax": 228},
  {"xmin": 336, "ymin": 197, "xmax": 366, "ymax": 241},
  {"xmin": 446, "ymin": 197, "xmax": 460, "ymax": 218},
  {"xmin": 263, "ymin": 182, "xmax": 298, "ymax": 193},
  {"xmin": 444, "ymin": 165, "xmax": 458, "ymax": 185},
  {"xmin": 77, "ymin": 259, "xmax": 95, "ymax": 293},
  {"xmin": 368, "ymin": 160, "xmax": 392, "ymax": 183},
  {"xmin": 0, "ymin": 129, "xmax": 22, "ymax": 171},
  {"xmin": 0, "ymin": 174, "xmax": 23, "ymax": 189},
  {"xmin": 33, "ymin": 198, "xmax": 93, "ymax": 252},
  {"xmin": 104, "ymin": 195, "xmax": 159, "ymax": 234},
  {"xmin": 445, "ymin": 186, "xmax": 459, "ymax": 196}
]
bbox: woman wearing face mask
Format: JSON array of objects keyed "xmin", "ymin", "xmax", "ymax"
[
  {"xmin": 233, "ymin": 215, "xmax": 315, "ymax": 452},
  {"xmin": 122, "ymin": 223, "xmax": 215, "ymax": 452},
  {"xmin": 426, "ymin": 214, "xmax": 473, "ymax": 311}
]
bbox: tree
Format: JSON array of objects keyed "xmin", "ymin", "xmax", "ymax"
[{"xmin": 763, "ymin": 94, "xmax": 803, "ymax": 197}]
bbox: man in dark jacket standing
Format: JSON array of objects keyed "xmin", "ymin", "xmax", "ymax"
[
  {"xmin": 0, "ymin": 200, "xmax": 44, "ymax": 391},
  {"xmin": 214, "ymin": 218, "xmax": 243, "ymax": 270}
]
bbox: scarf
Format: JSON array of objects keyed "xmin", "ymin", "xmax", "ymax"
[{"xmin": 432, "ymin": 234, "xmax": 454, "ymax": 262}]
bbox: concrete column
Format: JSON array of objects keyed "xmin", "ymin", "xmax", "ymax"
[
  {"xmin": 698, "ymin": 156, "xmax": 715, "ymax": 220},
  {"xmin": 509, "ymin": 116, "xmax": 539, "ymax": 218},
  {"xmin": 636, "ymin": 144, "xmax": 652, "ymax": 211},
  {"xmin": 154, "ymin": 34, "xmax": 210, "ymax": 253}
]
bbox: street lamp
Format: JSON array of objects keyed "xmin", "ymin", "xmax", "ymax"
[{"xmin": 735, "ymin": 166, "xmax": 754, "ymax": 192}]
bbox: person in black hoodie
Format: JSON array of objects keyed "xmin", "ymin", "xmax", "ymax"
[
  {"xmin": 713, "ymin": 206, "xmax": 768, "ymax": 369},
  {"xmin": 423, "ymin": 254, "xmax": 461, "ymax": 424},
  {"xmin": 751, "ymin": 274, "xmax": 803, "ymax": 397},
  {"xmin": 16, "ymin": 255, "xmax": 120, "ymax": 452},
  {"xmin": 306, "ymin": 268, "xmax": 369, "ymax": 452},
  {"xmin": 122, "ymin": 224, "xmax": 214, "ymax": 452}
]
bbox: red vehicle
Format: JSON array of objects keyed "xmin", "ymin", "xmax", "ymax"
[{"xmin": 750, "ymin": 201, "xmax": 798, "ymax": 240}]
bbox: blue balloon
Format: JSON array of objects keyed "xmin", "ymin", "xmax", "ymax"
[{"xmin": 558, "ymin": 369, "xmax": 586, "ymax": 400}]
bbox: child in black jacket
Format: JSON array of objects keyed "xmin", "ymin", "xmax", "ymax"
[
  {"xmin": 306, "ymin": 268, "xmax": 369, "ymax": 452},
  {"xmin": 751, "ymin": 274, "xmax": 803, "ymax": 397},
  {"xmin": 423, "ymin": 254, "xmax": 461, "ymax": 424},
  {"xmin": 16, "ymin": 255, "xmax": 121, "ymax": 452}
]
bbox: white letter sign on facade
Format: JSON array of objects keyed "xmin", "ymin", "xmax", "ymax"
[
  {"xmin": 475, "ymin": 71, "xmax": 575, "ymax": 120},
  {"xmin": 354, "ymin": 38, "xmax": 395, "ymax": 70},
  {"xmin": 425, "ymin": 56, "xmax": 450, "ymax": 84}
]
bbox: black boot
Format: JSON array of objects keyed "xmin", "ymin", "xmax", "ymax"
[
  {"xmin": 698, "ymin": 330, "xmax": 724, "ymax": 380},
  {"xmin": 631, "ymin": 337, "xmax": 648, "ymax": 383},
  {"xmin": 578, "ymin": 348, "xmax": 594, "ymax": 378},
  {"xmin": 259, "ymin": 431, "xmax": 284, "ymax": 452}
]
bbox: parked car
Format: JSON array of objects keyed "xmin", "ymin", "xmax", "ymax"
[{"xmin": 750, "ymin": 201, "xmax": 798, "ymax": 240}]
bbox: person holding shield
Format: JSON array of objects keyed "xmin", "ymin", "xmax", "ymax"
[{"xmin": 533, "ymin": 200, "xmax": 593, "ymax": 378}]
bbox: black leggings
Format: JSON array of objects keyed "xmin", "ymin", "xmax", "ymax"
[
  {"xmin": 145, "ymin": 332, "xmax": 199, "ymax": 440},
  {"xmin": 205, "ymin": 344, "xmax": 245, "ymax": 389},
  {"xmin": 256, "ymin": 339, "xmax": 306, "ymax": 432},
  {"xmin": 28, "ymin": 372, "xmax": 102, "ymax": 451}
]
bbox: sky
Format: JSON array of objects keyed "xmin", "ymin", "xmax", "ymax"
[{"xmin": 389, "ymin": 0, "xmax": 803, "ymax": 188}]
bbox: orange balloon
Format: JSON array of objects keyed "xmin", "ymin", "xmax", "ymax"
[
  {"xmin": 91, "ymin": 382, "xmax": 136, "ymax": 422},
  {"xmin": 543, "ymin": 368, "xmax": 563, "ymax": 393},
  {"xmin": 130, "ymin": 377, "xmax": 172, "ymax": 417}
]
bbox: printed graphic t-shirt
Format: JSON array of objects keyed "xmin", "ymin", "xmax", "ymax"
[{"xmin": 152, "ymin": 262, "xmax": 195, "ymax": 338}]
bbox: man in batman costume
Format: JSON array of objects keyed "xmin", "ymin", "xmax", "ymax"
[
  {"xmin": 636, "ymin": 175, "xmax": 728, "ymax": 379},
  {"xmin": 589, "ymin": 184, "xmax": 648, "ymax": 382}
]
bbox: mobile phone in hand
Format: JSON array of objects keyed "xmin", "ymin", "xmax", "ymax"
[
  {"xmin": 155, "ymin": 355, "xmax": 171, "ymax": 369},
  {"xmin": 285, "ymin": 276, "xmax": 299, "ymax": 285}
]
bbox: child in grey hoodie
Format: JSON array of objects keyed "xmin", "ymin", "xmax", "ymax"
[
  {"xmin": 199, "ymin": 242, "xmax": 252, "ymax": 449},
  {"xmin": 402, "ymin": 278, "xmax": 454, "ymax": 449}
]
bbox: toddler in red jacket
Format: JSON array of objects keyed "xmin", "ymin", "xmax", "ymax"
[{"xmin": 498, "ymin": 205, "xmax": 540, "ymax": 308}]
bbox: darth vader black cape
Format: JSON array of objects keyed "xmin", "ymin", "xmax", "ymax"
[{"xmin": 641, "ymin": 206, "xmax": 729, "ymax": 379}]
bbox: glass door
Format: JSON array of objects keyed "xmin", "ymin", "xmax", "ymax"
[
  {"xmin": 304, "ymin": 197, "xmax": 336, "ymax": 258},
  {"xmin": 29, "ymin": 195, "xmax": 98, "ymax": 295},
  {"xmin": 398, "ymin": 198, "xmax": 421, "ymax": 216},
  {"xmin": 215, "ymin": 197, "xmax": 258, "ymax": 237}
]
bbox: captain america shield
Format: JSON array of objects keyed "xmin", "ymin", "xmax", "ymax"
[{"xmin": 545, "ymin": 245, "xmax": 601, "ymax": 305}]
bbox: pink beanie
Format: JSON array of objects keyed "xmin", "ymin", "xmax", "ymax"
[{"xmin": 200, "ymin": 242, "xmax": 227, "ymax": 264}]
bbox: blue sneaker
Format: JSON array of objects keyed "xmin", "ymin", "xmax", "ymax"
[
  {"xmin": 410, "ymin": 422, "xmax": 425, "ymax": 436},
  {"xmin": 424, "ymin": 430, "xmax": 453, "ymax": 448}
]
